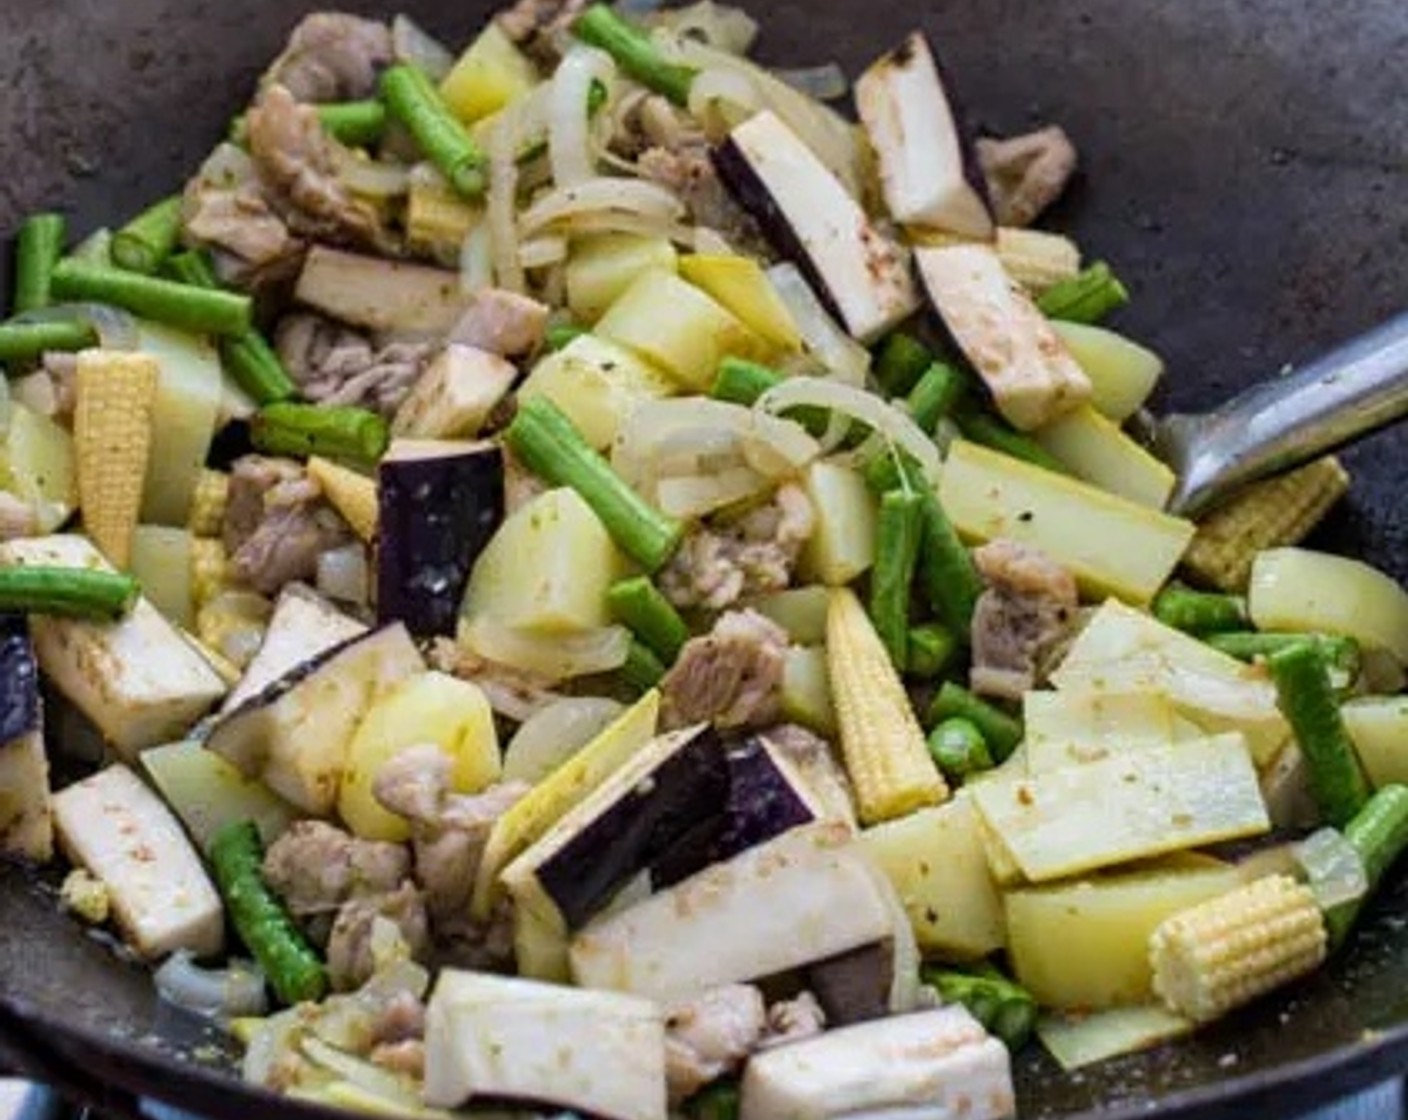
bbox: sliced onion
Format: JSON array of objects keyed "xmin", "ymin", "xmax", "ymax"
[
  {"xmin": 693, "ymin": 227, "xmax": 736, "ymax": 255},
  {"xmin": 392, "ymin": 14, "xmax": 456, "ymax": 82},
  {"xmin": 197, "ymin": 141, "xmax": 258, "ymax": 190},
  {"xmin": 301, "ymin": 1036, "xmax": 423, "ymax": 1110},
  {"xmin": 772, "ymin": 63, "xmax": 850, "ymax": 102},
  {"xmin": 658, "ymin": 467, "xmax": 772, "ymax": 519},
  {"xmin": 464, "ymin": 618, "xmax": 631, "ymax": 681},
  {"xmin": 555, "ymin": 211, "xmax": 698, "ymax": 244},
  {"xmin": 316, "ymin": 544, "xmax": 370, "ymax": 607},
  {"xmin": 155, "ymin": 951, "xmax": 267, "ymax": 1020},
  {"xmin": 550, "ymin": 44, "xmax": 616, "ymax": 189},
  {"xmin": 504, "ymin": 697, "xmax": 626, "ymax": 784},
  {"xmin": 766, "ymin": 265, "xmax": 870, "ymax": 386},
  {"xmin": 519, "ymin": 177, "xmax": 685, "ymax": 237},
  {"xmin": 1294, "ymin": 827, "xmax": 1369, "ymax": 910},
  {"xmin": 242, "ymin": 1007, "xmax": 304, "ymax": 1086},
  {"xmin": 687, "ymin": 68, "xmax": 763, "ymax": 139},
  {"xmin": 333, "ymin": 149, "xmax": 411, "ymax": 199},
  {"xmin": 654, "ymin": 427, "xmax": 744, "ymax": 477},
  {"xmin": 652, "ymin": 2, "xmax": 759, "ymax": 55},
  {"xmin": 757, "ymin": 378, "xmax": 944, "ymax": 485},
  {"xmin": 518, "ymin": 235, "xmax": 570, "ymax": 270},
  {"xmin": 486, "ymin": 106, "xmax": 526, "ymax": 293},
  {"xmin": 459, "ymin": 223, "xmax": 494, "ymax": 294},
  {"xmin": 14, "ymin": 303, "xmax": 139, "ymax": 351}
]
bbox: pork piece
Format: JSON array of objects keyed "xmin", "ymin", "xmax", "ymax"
[
  {"xmin": 246, "ymin": 85, "xmax": 390, "ymax": 251},
  {"xmin": 264, "ymin": 13, "xmax": 393, "ymax": 103},
  {"xmin": 370, "ymin": 988, "xmax": 428, "ymax": 1046},
  {"xmin": 275, "ymin": 313, "xmax": 434, "ymax": 417},
  {"xmin": 224, "ymin": 455, "xmax": 352, "ymax": 596},
  {"xmin": 761, "ymin": 991, "xmax": 827, "ymax": 1049},
  {"xmin": 661, "ymin": 484, "xmax": 814, "ymax": 613},
  {"xmin": 448, "ymin": 289, "xmax": 550, "ymax": 359},
  {"xmin": 495, "ymin": 0, "xmax": 589, "ymax": 65},
  {"xmin": 969, "ymin": 539, "xmax": 1079, "ymax": 701},
  {"xmin": 0, "ymin": 493, "xmax": 37, "ymax": 542},
  {"xmin": 369, "ymin": 1040, "xmax": 425, "ymax": 1078},
  {"xmin": 665, "ymin": 985, "xmax": 767, "ymax": 1104},
  {"xmin": 976, "ymin": 125, "xmax": 1079, "ymax": 228},
  {"xmin": 327, "ymin": 883, "xmax": 431, "ymax": 991},
  {"xmin": 180, "ymin": 144, "xmax": 304, "ymax": 291},
  {"xmin": 661, "ymin": 609, "xmax": 789, "ymax": 731}
]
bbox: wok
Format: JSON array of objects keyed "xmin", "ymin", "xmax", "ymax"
[{"xmin": 1, "ymin": 0, "xmax": 1406, "ymax": 1117}]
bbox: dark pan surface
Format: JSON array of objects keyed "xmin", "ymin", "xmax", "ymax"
[{"xmin": 2, "ymin": 0, "xmax": 1407, "ymax": 1116}]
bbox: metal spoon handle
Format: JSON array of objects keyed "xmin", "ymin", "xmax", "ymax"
[{"xmin": 1162, "ymin": 311, "xmax": 1408, "ymax": 517}]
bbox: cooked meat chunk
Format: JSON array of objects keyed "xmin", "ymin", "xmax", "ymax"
[
  {"xmin": 495, "ymin": 0, "xmax": 588, "ymax": 65},
  {"xmin": 327, "ymin": 883, "xmax": 431, "ymax": 991},
  {"xmin": 977, "ymin": 125, "xmax": 1079, "ymax": 228},
  {"xmin": 665, "ymin": 985, "xmax": 767, "ymax": 1104},
  {"xmin": 761, "ymin": 991, "xmax": 827, "ymax": 1049},
  {"xmin": 180, "ymin": 144, "xmax": 304, "ymax": 291},
  {"xmin": 264, "ymin": 13, "xmax": 393, "ymax": 103},
  {"xmin": 224, "ymin": 454, "xmax": 352, "ymax": 595},
  {"xmin": 662, "ymin": 609, "xmax": 789, "ymax": 730},
  {"xmin": 661, "ymin": 484, "xmax": 815, "ymax": 612},
  {"xmin": 0, "ymin": 493, "xmax": 37, "ymax": 542},
  {"xmin": 275, "ymin": 313, "xmax": 434, "ymax": 417},
  {"xmin": 969, "ymin": 539, "xmax": 1079, "ymax": 701},
  {"xmin": 246, "ymin": 85, "xmax": 390, "ymax": 251},
  {"xmin": 372, "ymin": 742, "xmax": 456, "ymax": 826},
  {"xmin": 370, "ymin": 1040, "xmax": 425, "ymax": 1078},
  {"xmin": 449, "ymin": 289, "xmax": 550, "ymax": 359},
  {"xmin": 370, "ymin": 989, "xmax": 427, "ymax": 1046}
]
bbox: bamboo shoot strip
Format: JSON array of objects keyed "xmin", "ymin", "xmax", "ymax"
[
  {"xmin": 573, "ymin": 5, "xmax": 698, "ymax": 107},
  {"xmin": 0, "ymin": 567, "xmax": 140, "ymax": 621},
  {"xmin": 50, "ymin": 259, "xmax": 252, "ymax": 336},
  {"xmin": 380, "ymin": 64, "xmax": 488, "ymax": 198},
  {"xmin": 252, "ymin": 402, "xmax": 390, "ymax": 464},
  {"xmin": 608, "ymin": 576, "xmax": 690, "ymax": 662},
  {"xmin": 12, "ymin": 212, "xmax": 66, "ymax": 314},
  {"xmin": 0, "ymin": 320, "xmax": 97, "ymax": 363},
  {"xmin": 869, "ymin": 489, "xmax": 924, "ymax": 669},
  {"xmin": 1325, "ymin": 785, "xmax": 1408, "ymax": 948},
  {"xmin": 112, "ymin": 196, "xmax": 184, "ymax": 275}
]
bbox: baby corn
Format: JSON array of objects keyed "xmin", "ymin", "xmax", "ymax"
[
  {"xmin": 307, "ymin": 455, "xmax": 378, "ymax": 541},
  {"xmin": 187, "ymin": 469, "xmax": 230, "ymax": 538}
]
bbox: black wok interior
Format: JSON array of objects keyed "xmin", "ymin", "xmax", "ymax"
[{"xmin": 1, "ymin": 0, "xmax": 1406, "ymax": 1117}]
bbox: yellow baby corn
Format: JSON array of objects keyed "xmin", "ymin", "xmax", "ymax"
[
  {"xmin": 190, "ymin": 537, "xmax": 234, "ymax": 610},
  {"xmin": 188, "ymin": 469, "xmax": 230, "ymax": 537},
  {"xmin": 308, "ymin": 455, "xmax": 378, "ymax": 541}
]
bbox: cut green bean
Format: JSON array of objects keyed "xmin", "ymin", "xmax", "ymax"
[
  {"xmin": 545, "ymin": 322, "xmax": 588, "ymax": 351},
  {"xmin": 1207, "ymin": 631, "xmax": 1361, "ymax": 679},
  {"xmin": 711, "ymin": 357, "xmax": 828, "ymax": 436},
  {"xmin": 1267, "ymin": 642, "xmax": 1371, "ymax": 828},
  {"xmin": 0, "ymin": 567, "xmax": 139, "ymax": 620},
  {"xmin": 506, "ymin": 396, "xmax": 684, "ymax": 572},
  {"xmin": 68, "ymin": 227, "xmax": 113, "ymax": 268},
  {"xmin": 573, "ymin": 5, "xmax": 698, "ymax": 106},
  {"xmin": 904, "ymin": 362, "xmax": 967, "ymax": 433},
  {"xmin": 956, "ymin": 411, "xmax": 1068, "ymax": 474},
  {"xmin": 210, "ymin": 821, "xmax": 328, "ymax": 1006},
  {"xmin": 381, "ymin": 64, "xmax": 488, "ymax": 198},
  {"xmin": 923, "ymin": 965, "xmax": 1037, "ymax": 1051},
  {"xmin": 906, "ymin": 622, "xmax": 958, "ymax": 680},
  {"xmin": 608, "ymin": 576, "xmax": 690, "ymax": 662},
  {"xmin": 50, "ymin": 259, "xmax": 251, "ymax": 337},
  {"xmin": 252, "ymin": 402, "xmax": 389, "ymax": 463},
  {"xmin": 926, "ymin": 683, "xmax": 1023, "ymax": 762},
  {"xmin": 873, "ymin": 331, "xmax": 934, "ymax": 398},
  {"xmin": 0, "ymin": 320, "xmax": 97, "ymax": 363},
  {"xmin": 111, "ymin": 196, "xmax": 184, "ymax": 276},
  {"xmin": 1152, "ymin": 586, "xmax": 1248, "ymax": 635},
  {"xmin": 1326, "ymin": 785, "xmax": 1408, "ymax": 949},
  {"xmin": 927, "ymin": 717, "xmax": 994, "ymax": 781},
  {"xmin": 231, "ymin": 100, "xmax": 388, "ymax": 148},
  {"xmin": 621, "ymin": 639, "xmax": 667, "ymax": 693},
  {"xmin": 685, "ymin": 1081, "xmax": 740, "ymax": 1120},
  {"xmin": 1036, "ymin": 261, "xmax": 1130, "ymax": 324},
  {"xmin": 12, "ymin": 213, "xmax": 67, "ymax": 314},
  {"xmin": 869, "ymin": 489, "xmax": 924, "ymax": 670}
]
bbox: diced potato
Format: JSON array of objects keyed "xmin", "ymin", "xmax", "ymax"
[
  {"xmin": 754, "ymin": 586, "xmax": 831, "ymax": 645},
  {"xmin": 1033, "ymin": 405, "xmax": 1175, "ymax": 509},
  {"xmin": 136, "ymin": 323, "xmax": 223, "ymax": 526},
  {"xmin": 678, "ymin": 255, "xmax": 803, "ymax": 352},
  {"xmin": 567, "ymin": 235, "xmax": 679, "ymax": 324},
  {"xmin": 939, "ymin": 439, "xmax": 1194, "ymax": 605},
  {"xmin": 140, "ymin": 740, "xmax": 296, "ymax": 854},
  {"xmin": 1249, "ymin": 547, "xmax": 1408, "ymax": 666},
  {"xmin": 596, "ymin": 270, "xmax": 769, "ymax": 392},
  {"xmin": 1023, "ymin": 689, "xmax": 1179, "ymax": 772},
  {"xmin": 1007, "ymin": 862, "xmax": 1240, "ymax": 1010},
  {"xmin": 0, "ymin": 403, "xmax": 76, "ymax": 530},
  {"xmin": 781, "ymin": 646, "xmax": 836, "ymax": 737},
  {"xmin": 130, "ymin": 526, "xmax": 194, "ymax": 630},
  {"xmin": 1343, "ymin": 697, "xmax": 1408, "ymax": 788},
  {"xmin": 1050, "ymin": 321, "xmax": 1164, "ymax": 423},
  {"xmin": 439, "ymin": 23, "xmax": 540, "ymax": 124},
  {"xmin": 861, "ymin": 795, "xmax": 1005, "ymax": 959},
  {"xmin": 798, "ymin": 461, "xmax": 877, "ymax": 586},
  {"xmin": 459, "ymin": 488, "xmax": 625, "ymax": 636},
  {"xmin": 518, "ymin": 335, "xmax": 679, "ymax": 450},
  {"xmin": 339, "ymin": 672, "xmax": 500, "ymax": 842}
]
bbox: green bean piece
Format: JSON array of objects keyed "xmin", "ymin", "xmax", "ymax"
[
  {"xmin": 1036, "ymin": 261, "xmax": 1130, "ymax": 324},
  {"xmin": 317, "ymin": 100, "xmax": 389, "ymax": 147},
  {"xmin": 869, "ymin": 489, "xmax": 924, "ymax": 670},
  {"xmin": 381, "ymin": 65, "xmax": 488, "ymax": 198},
  {"xmin": 0, "ymin": 567, "xmax": 139, "ymax": 620},
  {"xmin": 1207, "ymin": 631, "xmax": 1361, "ymax": 679},
  {"xmin": 210, "ymin": 821, "xmax": 328, "ymax": 1006},
  {"xmin": 873, "ymin": 331, "xmax": 935, "ymax": 398},
  {"xmin": 111, "ymin": 196, "xmax": 184, "ymax": 275},
  {"xmin": 1325, "ymin": 785, "xmax": 1408, "ymax": 949},
  {"xmin": 905, "ymin": 362, "xmax": 968, "ymax": 433},
  {"xmin": 685, "ymin": 1081, "xmax": 740, "ymax": 1120},
  {"xmin": 252, "ymin": 402, "xmax": 389, "ymax": 463},
  {"xmin": 711, "ymin": 357, "xmax": 829, "ymax": 437},
  {"xmin": 926, "ymin": 683, "xmax": 1023, "ymax": 762},
  {"xmin": 609, "ymin": 576, "xmax": 690, "ymax": 663},
  {"xmin": 545, "ymin": 322, "xmax": 588, "ymax": 351},
  {"xmin": 50, "ymin": 259, "xmax": 251, "ymax": 337},
  {"xmin": 928, "ymin": 717, "xmax": 994, "ymax": 782},
  {"xmin": 1267, "ymin": 642, "xmax": 1371, "ymax": 828},
  {"xmin": 956, "ymin": 411, "xmax": 1068, "ymax": 474},
  {"xmin": 1152, "ymin": 586, "xmax": 1248, "ymax": 635},
  {"xmin": 506, "ymin": 396, "xmax": 684, "ymax": 572},
  {"xmin": 924, "ymin": 965, "xmax": 1038, "ymax": 1051},
  {"xmin": 621, "ymin": 639, "xmax": 667, "ymax": 693},
  {"xmin": 0, "ymin": 321, "xmax": 97, "ymax": 364},
  {"xmin": 68, "ymin": 228, "xmax": 113, "ymax": 268},
  {"xmin": 907, "ymin": 622, "xmax": 958, "ymax": 680},
  {"xmin": 573, "ymin": 5, "xmax": 699, "ymax": 106},
  {"xmin": 13, "ymin": 213, "xmax": 67, "ymax": 314}
]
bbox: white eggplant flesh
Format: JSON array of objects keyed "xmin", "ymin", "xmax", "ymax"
[
  {"xmin": 0, "ymin": 730, "xmax": 51, "ymax": 863},
  {"xmin": 0, "ymin": 535, "xmax": 226, "ymax": 758},
  {"xmin": 739, "ymin": 1007, "xmax": 1015, "ymax": 1120},
  {"xmin": 855, "ymin": 33, "xmax": 993, "ymax": 238},
  {"xmin": 570, "ymin": 821, "xmax": 895, "ymax": 1002},
  {"xmin": 917, "ymin": 244, "xmax": 1090, "ymax": 430},
  {"xmin": 52, "ymin": 764, "xmax": 223, "ymax": 959},
  {"xmin": 294, "ymin": 247, "xmax": 471, "ymax": 335},
  {"xmin": 423, "ymin": 970, "xmax": 666, "ymax": 1120},
  {"xmin": 391, "ymin": 344, "xmax": 518, "ymax": 440},
  {"xmin": 221, "ymin": 583, "xmax": 366, "ymax": 715}
]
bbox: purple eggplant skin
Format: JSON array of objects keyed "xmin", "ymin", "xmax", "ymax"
[
  {"xmin": 806, "ymin": 940, "xmax": 896, "ymax": 1025},
  {"xmin": 377, "ymin": 442, "xmax": 504, "ymax": 639},
  {"xmin": 0, "ymin": 615, "xmax": 40, "ymax": 746}
]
